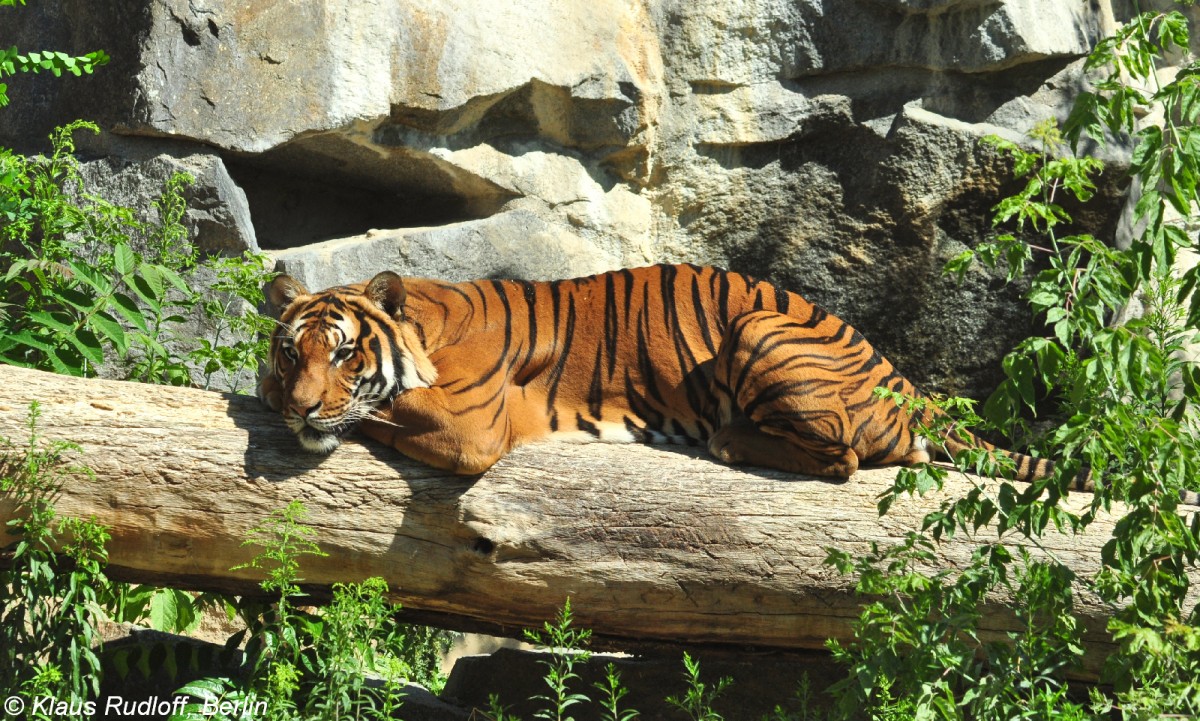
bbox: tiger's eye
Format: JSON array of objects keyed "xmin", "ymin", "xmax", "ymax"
[{"xmin": 334, "ymin": 345, "xmax": 355, "ymax": 362}]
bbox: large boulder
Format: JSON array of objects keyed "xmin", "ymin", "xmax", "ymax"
[{"xmin": 0, "ymin": 0, "xmax": 1174, "ymax": 394}]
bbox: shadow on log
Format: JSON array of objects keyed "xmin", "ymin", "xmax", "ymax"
[{"xmin": 0, "ymin": 364, "xmax": 1189, "ymax": 680}]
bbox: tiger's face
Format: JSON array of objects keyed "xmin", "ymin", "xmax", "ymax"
[{"xmin": 260, "ymin": 271, "xmax": 438, "ymax": 453}]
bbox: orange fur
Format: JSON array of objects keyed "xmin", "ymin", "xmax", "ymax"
[{"xmin": 258, "ymin": 264, "xmax": 1053, "ymax": 480}]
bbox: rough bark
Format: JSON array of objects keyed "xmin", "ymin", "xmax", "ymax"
[{"xmin": 0, "ymin": 364, "xmax": 1187, "ymax": 679}]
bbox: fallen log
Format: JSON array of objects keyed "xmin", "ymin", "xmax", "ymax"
[{"xmin": 0, "ymin": 364, "xmax": 1187, "ymax": 679}]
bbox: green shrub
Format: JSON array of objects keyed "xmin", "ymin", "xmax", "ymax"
[
  {"xmin": 827, "ymin": 7, "xmax": 1200, "ymax": 719},
  {"xmin": 0, "ymin": 403, "xmax": 110, "ymax": 708},
  {"xmin": 174, "ymin": 501, "xmax": 456, "ymax": 721},
  {"xmin": 0, "ymin": 121, "xmax": 274, "ymax": 391}
]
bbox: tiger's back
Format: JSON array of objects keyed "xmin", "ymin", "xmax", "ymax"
[{"xmin": 392, "ymin": 265, "xmax": 901, "ymax": 449}]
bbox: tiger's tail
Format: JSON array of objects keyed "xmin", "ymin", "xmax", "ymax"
[{"xmin": 936, "ymin": 417, "xmax": 1200, "ymax": 507}]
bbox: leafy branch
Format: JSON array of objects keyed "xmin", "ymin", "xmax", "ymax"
[
  {"xmin": 828, "ymin": 7, "xmax": 1200, "ymax": 719},
  {"xmin": 0, "ymin": 0, "xmax": 109, "ymax": 108}
]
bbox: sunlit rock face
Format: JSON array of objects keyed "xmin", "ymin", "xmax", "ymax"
[{"xmin": 3, "ymin": 0, "xmax": 1172, "ymax": 395}]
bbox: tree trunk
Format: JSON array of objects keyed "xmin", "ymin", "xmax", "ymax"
[{"xmin": 0, "ymin": 365, "xmax": 1183, "ymax": 679}]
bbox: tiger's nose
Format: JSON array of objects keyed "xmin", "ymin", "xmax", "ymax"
[{"xmin": 290, "ymin": 401, "xmax": 322, "ymax": 418}]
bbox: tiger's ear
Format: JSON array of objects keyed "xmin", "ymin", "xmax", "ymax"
[
  {"xmin": 265, "ymin": 275, "xmax": 309, "ymax": 318},
  {"xmin": 366, "ymin": 271, "xmax": 407, "ymax": 318}
]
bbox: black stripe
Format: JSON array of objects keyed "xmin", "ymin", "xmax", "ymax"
[
  {"xmin": 517, "ymin": 280, "xmax": 539, "ymax": 379},
  {"xmin": 605, "ymin": 272, "xmax": 619, "ymax": 379},
  {"xmin": 799, "ymin": 305, "xmax": 828, "ymax": 328},
  {"xmin": 621, "ymin": 269, "xmax": 635, "ymax": 325},
  {"xmin": 544, "ymin": 290, "xmax": 577, "ymax": 414},
  {"xmin": 366, "ymin": 332, "xmax": 391, "ymax": 392},
  {"xmin": 576, "ymin": 413, "xmax": 601, "ymax": 438},
  {"xmin": 690, "ymin": 276, "xmax": 717, "ymax": 357},
  {"xmin": 716, "ymin": 270, "xmax": 731, "ymax": 333},
  {"xmin": 624, "ymin": 367, "xmax": 665, "ymax": 428},
  {"xmin": 636, "ymin": 283, "xmax": 665, "ymax": 405},
  {"xmin": 774, "ymin": 286, "xmax": 791, "ymax": 316},
  {"xmin": 588, "ymin": 342, "xmax": 604, "ymax": 419},
  {"xmin": 452, "ymin": 282, "xmax": 513, "ymax": 394},
  {"xmin": 732, "ymin": 325, "xmax": 792, "ymax": 399},
  {"xmin": 623, "ymin": 416, "xmax": 647, "ymax": 443},
  {"xmin": 454, "ymin": 381, "xmax": 507, "ymax": 416}
]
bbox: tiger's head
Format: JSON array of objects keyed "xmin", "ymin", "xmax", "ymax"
[{"xmin": 259, "ymin": 271, "xmax": 438, "ymax": 453}]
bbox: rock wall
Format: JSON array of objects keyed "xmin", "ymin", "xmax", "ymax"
[{"xmin": 0, "ymin": 0, "xmax": 1176, "ymax": 394}]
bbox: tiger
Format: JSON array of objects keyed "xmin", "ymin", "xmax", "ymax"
[{"xmin": 255, "ymin": 263, "xmax": 1094, "ymax": 490}]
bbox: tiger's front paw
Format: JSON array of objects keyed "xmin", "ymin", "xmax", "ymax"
[
  {"xmin": 256, "ymin": 373, "xmax": 284, "ymax": 412},
  {"xmin": 707, "ymin": 427, "xmax": 746, "ymax": 465}
]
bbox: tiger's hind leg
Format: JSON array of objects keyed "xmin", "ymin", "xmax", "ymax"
[{"xmin": 708, "ymin": 310, "xmax": 926, "ymax": 480}]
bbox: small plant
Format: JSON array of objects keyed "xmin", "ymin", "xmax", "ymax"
[
  {"xmin": 595, "ymin": 662, "xmax": 640, "ymax": 721},
  {"xmin": 188, "ymin": 251, "xmax": 275, "ymax": 393},
  {"xmin": 757, "ymin": 674, "xmax": 823, "ymax": 721},
  {"xmin": 665, "ymin": 652, "xmax": 732, "ymax": 721},
  {"xmin": 227, "ymin": 499, "xmax": 328, "ymax": 719},
  {"xmin": 479, "ymin": 601, "xmax": 644, "ymax": 721},
  {"xmin": 525, "ymin": 598, "xmax": 594, "ymax": 721},
  {"xmin": 0, "ymin": 402, "xmax": 111, "ymax": 706},
  {"xmin": 174, "ymin": 500, "xmax": 454, "ymax": 721},
  {"xmin": 309, "ymin": 577, "xmax": 411, "ymax": 719},
  {"xmin": 233, "ymin": 499, "xmax": 328, "ymax": 602}
]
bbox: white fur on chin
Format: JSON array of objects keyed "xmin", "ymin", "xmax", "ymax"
[{"xmin": 298, "ymin": 428, "xmax": 341, "ymax": 454}]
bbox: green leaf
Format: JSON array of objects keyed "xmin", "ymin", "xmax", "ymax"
[
  {"xmin": 129, "ymin": 271, "xmax": 163, "ymax": 313},
  {"xmin": 943, "ymin": 250, "xmax": 976, "ymax": 281},
  {"xmin": 175, "ymin": 677, "xmax": 229, "ymax": 702},
  {"xmin": 1189, "ymin": 288, "xmax": 1200, "ymax": 328},
  {"xmin": 89, "ymin": 313, "xmax": 127, "ymax": 355},
  {"xmin": 1064, "ymin": 92, "xmax": 1105, "ymax": 148},
  {"xmin": 1130, "ymin": 125, "xmax": 1162, "ymax": 174},
  {"xmin": 65, "ymin": 328, "xmax": 104, "ymax": 367},
  {"xmin": 57, "ymin": 286, "xmax": 103, "ymax": 315},
  {"xmin": 113, "ymin": 242, "xmax": 136, "ymax": 275},
  {"xmin": 110, "ymin": 293, "xmax": 150, "ymax": 333},
  {"xmin": 1026, "ymin": 286, "xmax": 1063, "ymax": 311},
  {"xmin": 26, "ymin": 309, "xmax": 74, "ymax": 334},
  {"xmin": 1, "ymin": 329, "xmax": 57, "ymax": 353},
  {"xmin": 69, "ymin": 260, "xmax": 114, "ymax": 295},
  {"xmin": 914, "ymin": 467, "xmax": 939, "ymax": 495},
  {"xmin": 48, "ymin": 345, "xmax": 83, "ymax": 375},
  {"xmin": 149, "ymin": 587, "xmax": 199, "ymax": 633},
  {"xmin": 156, "ymin": 264, "xmax": 190, "ymax": 294},
  {"xmin": 138, "ymin": 262, "xmax": 165, "ymax": 297},
  {"xmin": 1003, "ymin": 353, "xmax": 1037, "ymax": 407}
]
